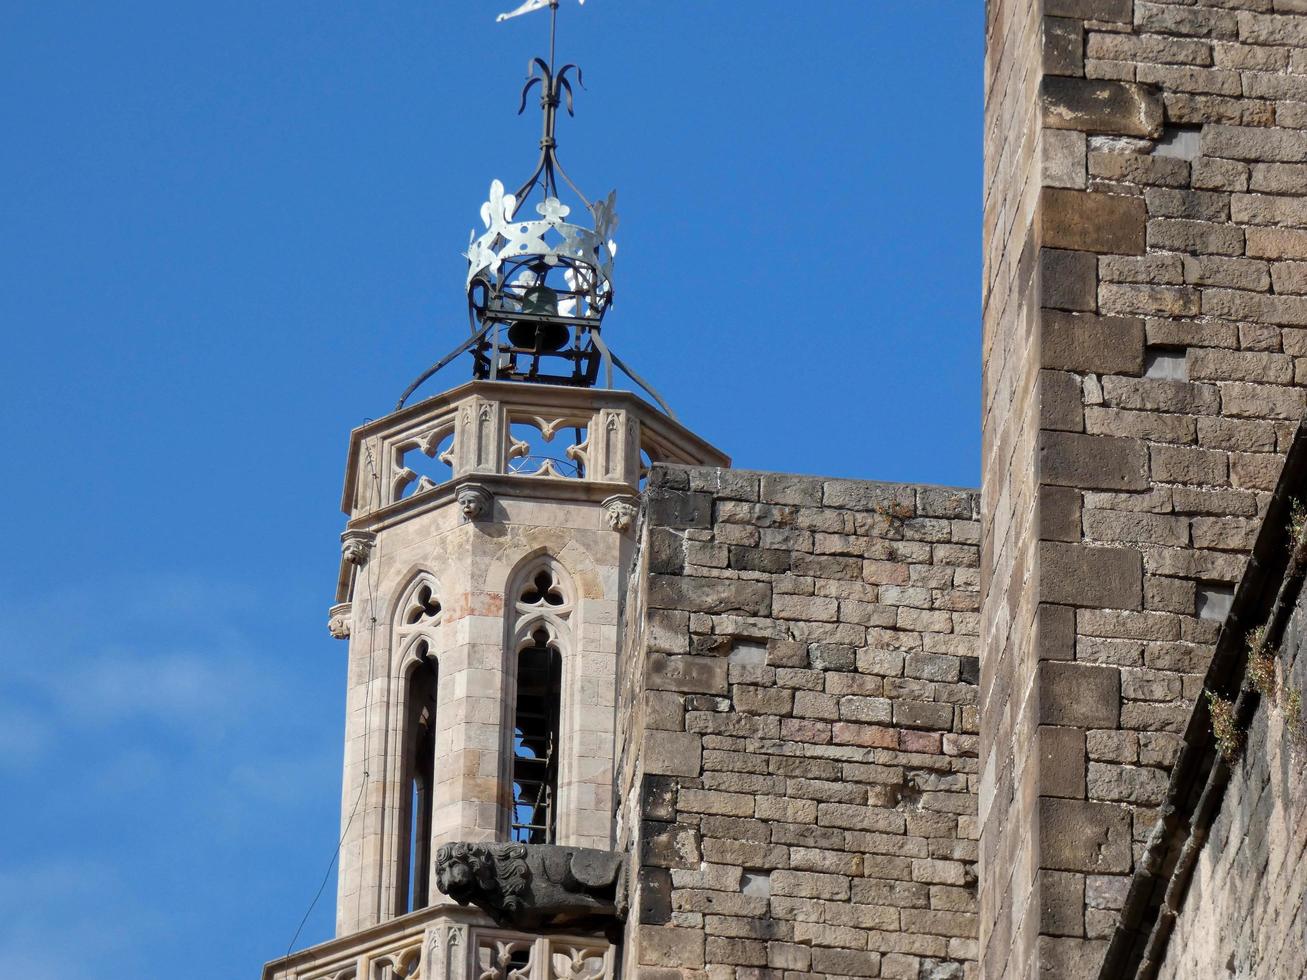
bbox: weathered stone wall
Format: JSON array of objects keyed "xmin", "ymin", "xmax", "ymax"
[
  {"xmin": 981, "ymin": 2, "xmax": 1307, "ymax": 976},
  {"xmin": 616, "ymin": 465, "xmax": 981, "ymax": 979},
  {"xmin": 979, "ymin": 0, "xmax": 1045, "ymax": 975},
  {"xmin": 1156, "ymin": 576, "xmax": 1307, "ymax": 979}
]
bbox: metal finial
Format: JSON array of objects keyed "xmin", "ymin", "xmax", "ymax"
[{"xmin": 396, "ymin": 0, "xmax": 675, "ymax": 417}]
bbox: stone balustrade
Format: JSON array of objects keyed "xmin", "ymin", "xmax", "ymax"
[
  {"xmin": 339, "ymin": 380, "xmax": 723, "ymax": 519},
  {"xmin": 263, "ymin": 907, "xmax": 615, "ymax": 980}
]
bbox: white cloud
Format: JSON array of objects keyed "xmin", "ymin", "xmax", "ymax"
[
  {"xmin": 0, "ymin": 860, "xmax": 150, "ymax": 979},
  {"xmin": 0, "ymin": 572, "xmax": 339, "ymax": 978}
]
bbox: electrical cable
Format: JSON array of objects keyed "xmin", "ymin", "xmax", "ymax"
[{"xmin": 281, "ymin": 441, "xmax": 383, "ymax": 961}]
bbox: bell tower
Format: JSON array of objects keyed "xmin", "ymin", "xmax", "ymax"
[{"xmin": 267, "ymin": 3, "xmax": 726, "ymax": 977}]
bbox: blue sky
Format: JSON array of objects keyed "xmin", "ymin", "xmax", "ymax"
[{"xmin": 0, "ymin": 3, "xmax": 981, "ymax": 976}]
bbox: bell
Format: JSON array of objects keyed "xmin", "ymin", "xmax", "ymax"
[
  {"xmin": 520, "ymin": 283, "xmax": 558, "ymax": 316},
  {"xmin": 508, "ymin": 283, "xmax": 570, "ymax": 351}
]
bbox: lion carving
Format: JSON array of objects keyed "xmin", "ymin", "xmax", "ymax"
[{"xmin": 434, "ymin": 842, "xmax": 626, "ymax": 928}]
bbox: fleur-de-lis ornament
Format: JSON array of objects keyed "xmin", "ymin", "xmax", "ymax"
[
  {"xmin": 590, "ymin": 190, "xmax": 618, "ymax": 250},
  {"xmin": 537, "ymin": 197, "xmax": 571, "ymax": 223},
  {"xmin": 480, "ymin": 179, "xmax": 518, "ymax": 231}
]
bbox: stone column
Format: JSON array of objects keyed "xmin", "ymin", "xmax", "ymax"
[{"xmin": 980, "ymin": 1, "xmax": 1307, "ymax": 977}]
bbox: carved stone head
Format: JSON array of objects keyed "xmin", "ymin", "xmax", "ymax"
[
  {"xmin": 601, "ymin": 494, "xmax": 638, "ymax": 534},
  {"xmin": 456, "ymin": 483, "xmax": 493, "ymax": 522},
  {"xmin": 435, "ymin": 842, "xmax": 497, "ymax": 905}
]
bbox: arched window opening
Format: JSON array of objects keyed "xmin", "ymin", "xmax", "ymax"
[
  {"xmin": 400, "ymin": 648, "xmax": 438, "ymax": 913},
  {"xmin": 511, "ymin": 626, "xmax": 561, "ymax": 843}
]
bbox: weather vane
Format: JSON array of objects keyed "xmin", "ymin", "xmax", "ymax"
[{"xmin": 395, "ymin": 0, "xmax": 675, "ymax": 417}]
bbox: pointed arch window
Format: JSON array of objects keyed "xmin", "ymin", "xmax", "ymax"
[
  {"xmin": 394, "ymin": 576, "xmax": 443, "ymax": 914},
  {"xmin": 512, "ymin": 626, "xmax": 562, "ymax": 842},
  {"xmin": 510, "ymin": 565, "xmax": 570, "ymax": 844},
  {"xmin": 402, "ymin": 646, "xmax": 438, "ymax": 912}
]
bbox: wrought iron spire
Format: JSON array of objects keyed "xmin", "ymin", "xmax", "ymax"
[{"xmin": 397, "ymin": 0, "xmax": 674, "ymax": 417}]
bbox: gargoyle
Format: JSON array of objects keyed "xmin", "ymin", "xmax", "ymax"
[{"xmin": 434, "ymin": 842, "xmax": 627, "ymax": 929}]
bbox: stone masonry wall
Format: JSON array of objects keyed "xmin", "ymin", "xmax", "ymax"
[
  {"xmin": 1156, "ymin": 568, "xmax": 1307, "ymax": 978},
  {"xmin": 978, "ymin": 0, "xmax": 1044, "ymax": 976},
  {"xmin": 981, "ymin": 2, "xmax": 1307, "ymax": 977},
  {"xmin": 616, "ymin": 466, "xmax": 981, "ymax": 980}
]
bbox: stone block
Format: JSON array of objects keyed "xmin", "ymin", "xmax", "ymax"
[
  {"xmin": 647, "ymin": 527, "xmax": 686, "ymax": 575},
  {"xmin": 1086, "ymin": 762, "xmax": 1169, "ymax": 805},
  {"xmin": 1044, "ymin": 17, "xmax": 1084, "ymax": 76},
  {"xmin": 1042, "ymin": 189, "xmax": 1147, "ymax": 255},
  {"xmin": 1238, "ymin": 9, "xmax": 1307, "ymax": 45},
  {"xmin": 1149, "ymin": 444, "xmax": 1228, "ymax": 486},
  {"xmin": 1039, "ymin": 485, "xmax": 1083, "ymax": 543},
  {"xmin": 822, "ymin": 480, "xmax": 915, "ymax": 513},
  {"xmin": 1137, "ymin": 64, "xmax": 1241, "ymax": 97},
  {"xmin": 1084, "ymin": 407, "xmax": 1195, "ymax": 445},
  {"xmin": 1039, "ymin": 662, "xmax": 1121, "ymax": 729},
  {"xmin": 1192, "ymin": 158, "xmax": 1248, "ymax": 192},
  {"xmin": 1088, "ymin": 33, "xmax": 1214, "ymax": 67},
  {"xmin": 1100, "ymin": 253, "xmax": 1182, "ymax": 286},
  {"xmin": 1046, "ymin": 0, "xmax": 1130, "ymax": 21},
  {"xmin": 1143, "ymin": 188, "xmax": 1227, "ymax": 223},
  {"xmin": 728, "ymin": 545, "xmax": 791, "ymax": 574},
  {"xmin": 1194, "ymin": 348, "xmax": 1295, "ymax": 385},
  {"xmin": 1039, "ymin": 726, "xmax": 1086, "ymax": 799},
  {"xmin": 640, "ymin": 820, "xmax": 701, "ymax": 869},
  {"xmin": 1100, "ymin": 376, "xmax": 1219, "ymax": 416},
  {"xmin": 1037, "ymin": 937, "xmax": 1110, "ymax": 979},
  {"xmin": 644, "ymin": 730, "xmax": 702, "ymax": 777},
  {"xmin": 1202, "ymin": 124, "xmax": 1307, "ymax": 162},
  {"xmin": 1246, "ymin": 228, "xmax": 1307, "ymax": 261},
  {"xmin": 638, "ymin": 867, "xmax": 673, "ymax": 925},
  {"xmin": 1039, "ymin": 431, "xmax": 1148, "ymax": 491},
  {"xmin": 1099, "ymin": 283, "xmax": 1200, "ymax": 318},
  {"xmin": 759, "ymin": 473, "xmax": 822, "ymax": 506},
  {"xmin": 1041, "ymin": 310, "xmax": 1144, "ymax": 375},
  {"xmin": 918, "ymin": 486, "xmax": 976, "ymax": 519},
  {"xmin": 1251, "ymin": 162, "xmax": 1307, "ymax": 194},
  {"xmin": 1272, "ymin": 262, "xmax": 1307, "ymax": 295},
  {"xmin": 894, "ymin": 699, "xmax": 955, "ymax": 731},
  {"xmin": 1039, "ymin": 798, "xmax": 1131, "ymax": 873},
  {"xmin": 1038, "ymin": 603, "xmax": 1077, "ymax": 662},
  {"xmin": 1044, "ymin": 128, "xmax": 1088, "ymax": 189},
  {"xmin": 1039, "ymin": 870, "xmax": 1085, "ymax": 937},
  {"xmin": 1042, "ymin": 77, "xmax": 1163, "ymax": 138},
  {"xmin": 1147, "ymin": 218, "xmax": 1245, "ymax": 256},
  {"xmin": 646, "ymin": 489, "xmax": 712, "ymax": 529},
  {"xmin": 1232, "ymin": 192, "xmax": 1307, "ymax": 228},
  {"xmin": 648, "ymin": 575, "xmax": 771, "ymax": 616},
  {"xmin": 1042, "ymin": 248, "xmax": 1098, "ymax": 311},
  {"xmin": 637, "ymin": 925, "xmax": 705, "ymax": 969},
  {"xmin": 1221, "ymin": 381, "xmax": 1307, "ymax": 420},
  {"xmin": 647, "ymin": 653, "xmax": 728, "ymax": 695},
  {"xmin": 1040, "ymin": 371, "xmax": 1086, "ymax": 432},
  {"xmin": 1230, "ymin": 451, "xmax": 1284, "ymax": 491},
  {"xmin": 1090, "ymin": 148, "xmax": 1188, "ymax": 188},
  {"xmin": 768, "ymin": 942, "xmax": 811, "ymax": 971},
  {"xmin": 641, "ymin": 775, "xmax": 678, "ymax": 822},
  {"xmin": 810, "ymin": 948, "xmax": 881, "ymax": 977}
]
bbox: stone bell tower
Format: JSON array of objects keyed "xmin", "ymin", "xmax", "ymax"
[{"xmin": 265, "ymin": 3, "xmax": 725, "ymax": 978}]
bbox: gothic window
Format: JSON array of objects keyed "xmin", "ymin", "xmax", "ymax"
[
  {"xmin": 511, "ymin": 627, "xmax": 562, "ymax": 843},
  {"xmin": 509, "ymin": 564, "xmax": 571, "ymax": 844},
  {"xmin": 401, "ymin": 651, "xmax": 438, "ymax": 911},
  {"xmin": 393, "ymin": 575, "xmax": 443, "ymax": 914}
]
